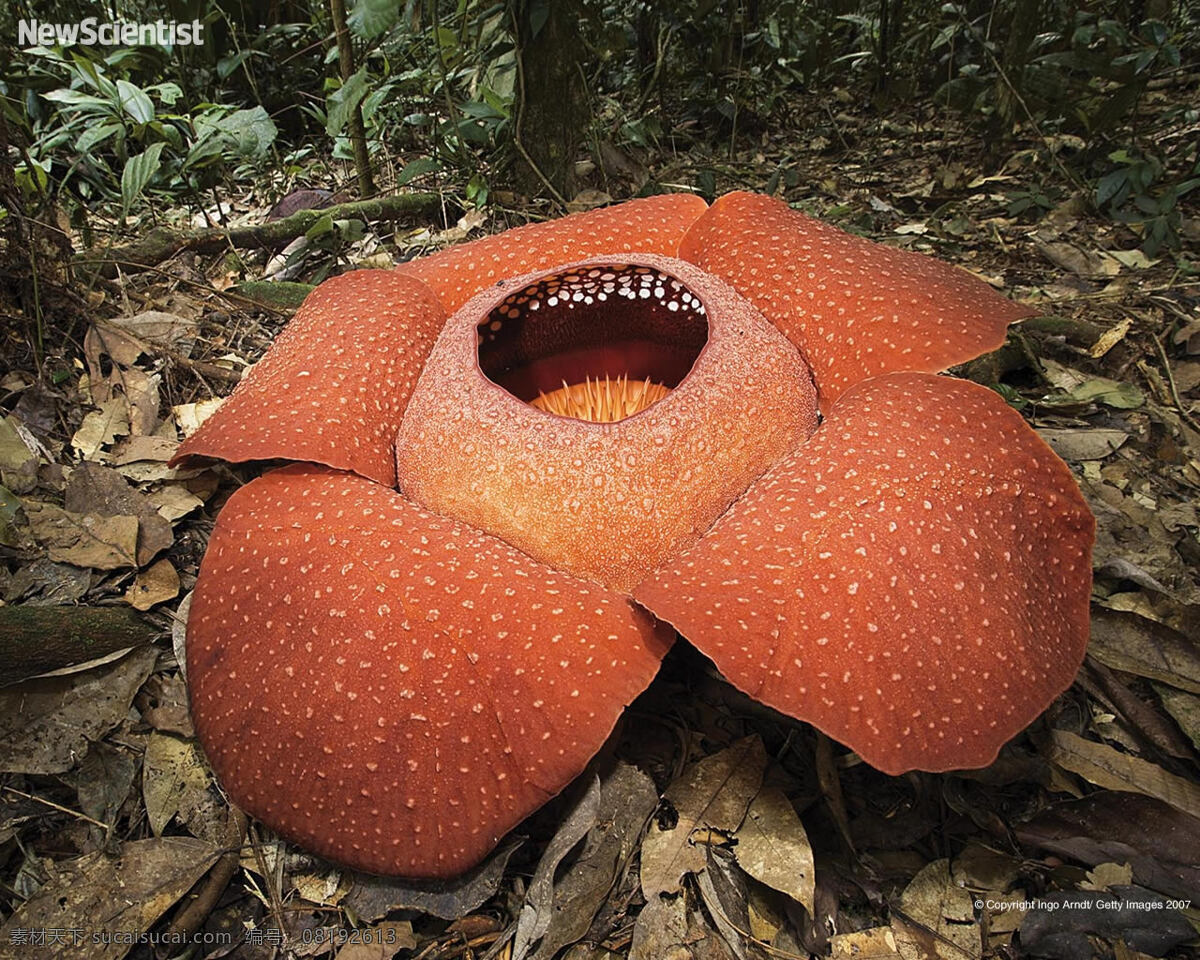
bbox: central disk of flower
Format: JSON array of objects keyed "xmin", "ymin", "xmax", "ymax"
[
  {"xmin": 396, "ymin": 256, "xmax": 818, "ymax": 592},
  {"xmin": 476, "ymin": 264, "xmax": 710, "ymax": 423}
]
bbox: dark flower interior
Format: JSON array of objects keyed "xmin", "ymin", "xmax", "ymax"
[{"xmin": 477, "ymin": 263, "xmax": 708, "ymax": 408}]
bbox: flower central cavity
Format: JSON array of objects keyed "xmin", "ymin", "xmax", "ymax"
[
  {"xmin": 477, "ymin": 265, "xmax": 708, "ymax": 423},
  {"xmin": 396, "ymin": 253, "xmax": 817, "ymax": 592}
]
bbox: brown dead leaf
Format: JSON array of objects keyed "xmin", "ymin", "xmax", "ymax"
[
  {"xmin": 733, "ymin": 787, "xmax": 815, "ymax": 914},
  {"xmin": 640, "ymin": 736, "xmax": 768, "ymax": 900},
  {"xmin": 65, "ymin": 462, "xmax": 173, "ymax": 566},
  {"xmin": 342, "ymin": 838, "xmax": 521, "ymax": 922},
  {"xmin": 1036, "ymin": 427, "xmax": 1128, "ymax": 461},
  {"xmin": 146, "ymin": 483, "xmax": 205, "ymax": 522},
  {"xmin": 172, "ymin": 398, "xmax": 224, "ymax": 438},
  {"xmin": 142, "ymin": 731, "xmax": 211, "ymax": 836},
  {"xmin": 629, "ymin": 892, "xmax": 689, "ymax": 960},
  {"xmin": 84, "ymin": 324, "xmax": 144, "ymax": 384},
  {"xmin": 71, "ymin": 397, "xmax": 131, "ymax": 461},
  {"xmin": 121, "ymin": 367, "xmax": 161, "ymax": 436},
  {"xmin": 1154, "ymin": 683, "xmax": 1200, "ymax": 751},
  {"xmin": 107, "ymin": 310, "xmax": 198, "ymax": 356},
  {"xmin": 137, "ymin": 671, "xmax": 194, "ymax": 737},
  {"xmin": 831, "ymin": 927, "xmax": 903, "ymax": 959},
  {"xmin": 567, "ymin": 189, "xmax": 613, "ymax": 213},
  {"xmin": 0, "ymin": 646, "xmax": 158, "ymax": 774},
  {"xmin": 1047, "ymin": 730, "xmax": 1200, "ymax": 820},
  {"xmin": 111, "ymin": 435, "xmax": 180, "ymax": 464},
  {"xmin": 1037, "ymin": 241, "xmax": 1121, "ymax": 279},
  {"xmin": 1089, "ymin": 317, "xmax": 1134, "ymax": 358},
  {"xmin": 694, "ymin": 847, "xmax": 754, "ymax": 959},
  {"xmin": 893, "ymin": 859, "xmax": 981, "ymax": 960},
  {"xmin": 1015, "ymin": 792, "xmax": 1200, "ymax": 903},
  {"xmin": 333, "ymin": 922, "xmax": 416, "ymax": 960},
  {"xmin": 23, "ymin": 501, "xmax": 139, "ymax": 569},
  {"xmin": 1088, "ymin": 608, "xmax": 1200, "ymax": 695},
  {"xmin": 124, "ymin": 558, "xmax": 180, "ymax": 610},
  {"xmin": 523, "ymin": 762, "xmax": 659, "ymax": 960},
  {"xmin": 0, "ymin": 837, "xmax": 219, "ymax": 958}
]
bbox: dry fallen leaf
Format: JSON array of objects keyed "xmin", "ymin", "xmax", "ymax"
[
  {"xmin": 0, "ymin": 646, "xmax": 158, "ymax": 774},
  {"xmin": 0, "ymin": 837, "xmax": 219, "ymax": 959},
  {"xmin": 893, "ymin": 858, "xmax": 981, "ymax": 960},
  {"xmin": 71, "ymin": 397, "xmax": 131, "ymax": 461},
  {"xmin": 831, "ymin": 927, "xmax": 903, "ymax": 959},
  {"xmin": 172, "ymin": 398, "xmax": 224, "ymax": 438},
  {"xmin": 1047, "ymin": 730, "xmax": 1200, "ymax": 820},
  {"xmin": 146, "ymin": 483, "xmax": 205, "ymax": 522},
  {"xmin": 732, "ymin": 787, "xmax": 815, "ymax": 915},
  {"xmin": 1037, "ymin": 427, "xmax": 1128, "ymax": 462},
  {"xmin": 629, "ymin": 892, "xmax": 689, "ymax": 960},
  {"xmin": 124, "ymin": 558, "xmax": 180, "ymax": 610},
  {"xmin": 333, "ymin": 921, "xmax": 416, "ymax": 960},
  {"xmin": 142, "ymin": 731, "xmax": 211, "ymax": 836},
  {"xmin": 23, "ymin": 502, "xmax": 139, "ymax": 569},
  {"xmin": 640, "ymin": 736, "xmax": 767, "ymax": 900},
  {"xmin": 1088, "ymin": 608, "xmax": 1200, "ymax": 695}
]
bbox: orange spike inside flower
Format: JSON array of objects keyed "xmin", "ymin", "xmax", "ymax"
[{"xmin": 531, "ymin": 375, "xmax": 672, "ymax": 422}]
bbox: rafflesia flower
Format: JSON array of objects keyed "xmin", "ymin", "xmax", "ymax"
[{"xmin": 175, "ymin": 192, "xmax": 1094, "ymax": 878}]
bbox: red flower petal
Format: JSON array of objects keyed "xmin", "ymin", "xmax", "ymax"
[
  {"xmin": 396, "ymin": 194, "xmax": 709, "ymax": 314},
  {"xmin": 188, "ymin": 464, "xmax": 672, "ymax": 878},
  {"xmin": 679, "ymin": 192, "xmax": 1033, "ymax": 409},
  {"xmin": 634, "ymin": 373, "xmax": 1093, "ymax": 774},
  {"xmin": 172, "ymin": 271, "xmax": 445, "ymax": 485}
]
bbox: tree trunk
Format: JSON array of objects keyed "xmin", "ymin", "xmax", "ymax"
[
  {"xmin": 329, "ymin": 0, "xmax": 376, "ymax": 198},
  {"xmin": 511, "ymin": 0, "xmax": 588, "ymax": 202}
]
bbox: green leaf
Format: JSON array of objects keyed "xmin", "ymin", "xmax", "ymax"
[
  {"xmin": 43, "ymin": 89, "xmax": 113, "ymax": 115},
  {"xmin": 120, "ymin": 142, "xmax": 166, "ymax": 214},
  {"xmin": 219, "ymin": 106, "xmax": 278, "ymax": 159},
  {"xmin": 147, "ymin": 82, "xmax": 184, "ymax": 105},
  {"xmin": 305, "ymin": 214, "xmax": 335, "ymax": 240},
  {"xmin": 116, "ymin": 79, "xmax": 154, "ymax": 125},
  {"xmin": 1067, "ymin": 376, "xmax": 1145, "ymax": 410},
  {"xmin": 1096, "ymin": 169, "xmax": 1128, "ymax": 207},
  {"xmin": 326, "ymin": 68, "xmax": 369, "ymax": 138},
  {"xmin": 349, "ymin": 0, "xmax": 400, "ymax": 39},
  {"xmin": 75, "ymin": 120, "xmax": 122, "ymax": 154},
  {"xmin": 217, "ymin": 51, "xmax": 252, "ymax": 80},
  {"xmin": 396, "ymin": 157, "xmax": 439, "ymax": 186}
]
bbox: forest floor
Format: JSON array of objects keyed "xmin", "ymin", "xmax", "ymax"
[{"xmin": 1, "ymin": 86, "xmax": 1200, "ymax": 960}]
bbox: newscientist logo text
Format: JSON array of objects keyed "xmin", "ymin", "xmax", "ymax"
[{"xmin": 18, "ymin": 18, "xmax": 205, "ymax": 47}]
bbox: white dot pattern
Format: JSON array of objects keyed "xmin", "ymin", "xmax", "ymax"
[
  {"xmin": 679, "ymin": 192, "xmax": 1034, "ymax": 411},
  {"xmin": 634, "ymin": 373, "xmax": 1094, "ymax": 774},
  {"xmin": 395, "ymin": 255, "xmax": 818, "ymax": 592},
  {"xmin": 187, "ymin": 464, "xmax": 671, "ymax": 878},
  {"xmin": 173, "ymin": 271, "xmax": 445, "ymax": 485},
  {"xmin": 396, "ymin": 194, "xmax": 709, "ymax": 314}
]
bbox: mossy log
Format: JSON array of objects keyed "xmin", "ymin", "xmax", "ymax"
[
  {"xmin": 0, "ymin": 605, "xmax": 157, "ymax": 687},
  {"xmin": 75, "ymin": 191, "xmax": 442, "ymax": 278}
]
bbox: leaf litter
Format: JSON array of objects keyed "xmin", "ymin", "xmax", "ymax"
[{"xmin": 1, "ymin": 87, "xmax": 1199, "ymax": 960}]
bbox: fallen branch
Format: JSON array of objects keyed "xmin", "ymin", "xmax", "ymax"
[
  {"xmin": 74, "ymin": 191, "xmax": 443, "ymax": 278},
  {"xmin": 0, "ymin": 605, "xmax": 157, "ymax": 687}
]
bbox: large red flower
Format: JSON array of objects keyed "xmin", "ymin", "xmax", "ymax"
[{"xmin": 175, "ymin": 192, "xmax": 1093, "ymax": 878}]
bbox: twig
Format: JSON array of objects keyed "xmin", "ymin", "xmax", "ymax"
[
  {"xmin": 2, "ymin": 786, "xmax": 109, "ymax": 830},
  {"xmin": 161, "ymin": 809, "xmax": 250, "ymax": 946},
  {"xmin": 1151, "ymin": 329, "xmax": 1200, "ymax": 433}
]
